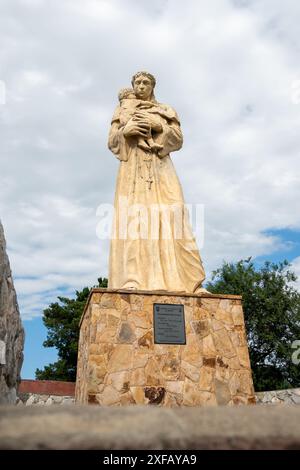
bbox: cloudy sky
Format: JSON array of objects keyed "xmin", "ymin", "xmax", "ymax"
[{"xmin": 1, "ymin": 0, "xmax": 300, "ymax": 378}]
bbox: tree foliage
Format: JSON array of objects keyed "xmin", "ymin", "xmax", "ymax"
[
  {"xmin": 206, "ymin": 258, "xmax": 300, "ymax": 391},
  {"xmin": 35, "ymin": 278, "xmax": 107, "ymax": 381}
]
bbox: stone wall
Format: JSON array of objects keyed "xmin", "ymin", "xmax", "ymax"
[
  {"xmin": 0, "ymin": 221, "xmax": 24, "ymax": 404},
  {"xmin": 75, "ymin": 289, "xmax": 255, "ymax": 407},
  {"xmin": 16, "ymin": 380, "xmax": 300, "ymax": 406},
  {"xmin": 18, "ymin": 388, "xmax": 300, "ymax": 406},
  {"xmin": 256, "ymin": 388, "xmax": 300, "ymax": 405},
  {"xmin": 17, "ymin": 379, "xmax": 75, "ymax": 405},
  {"xmin": 17, "ymin": 393, "xmax": 75, "ymax": 406}
]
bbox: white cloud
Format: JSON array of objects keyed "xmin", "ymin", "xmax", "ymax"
[
  {"xmin": 291, "ymin": 257, "xmax": 300, "ymax": 292},
  {"xmin": 0, "ymin": 0, "xmax": 300, "ymax": 319}
]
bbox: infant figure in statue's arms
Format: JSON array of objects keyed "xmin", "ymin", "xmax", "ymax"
[{"xmin": 118, "ymin": 87, "xmax": 176, "ymax": 155}]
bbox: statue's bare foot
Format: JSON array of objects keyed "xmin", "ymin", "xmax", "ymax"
[
  {"xmin": 137, "ymin": 141, "xmax": 151, "ymax": 151},
  {"xmin": 194, "ymin": 287, "xmax": 211, "ymax": 294},
  {"xmin": 151, "ymin": 143, "xmax": 163, "ymax": 153},
  {"xmin": 122, "ymin": 282, "xmax": 139, "ymax": 290}
]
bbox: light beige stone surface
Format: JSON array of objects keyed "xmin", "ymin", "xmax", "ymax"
[
  {"xmin": 256, "ymin": 387, "xmax": 300, "ymax": 405},
  {"xmin": 1, "ymin": 405, "xmax": 300, "ymax": 450},
  {"xmin": 75, "ymin": 290, "xmax": 255, "ymax": 407},
  {"xmin": 16, "ymin": 394, "xmax": 75, "ymax": 406}
]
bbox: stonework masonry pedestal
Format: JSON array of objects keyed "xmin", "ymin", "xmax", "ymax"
[{"xmin": 75, "ymin": 289, "xmax": 255, "ymax": 407}]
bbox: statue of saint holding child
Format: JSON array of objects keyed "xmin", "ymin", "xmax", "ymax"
[{"xmin": 108, "ymin": 71, "xmax": 205, "ymax": 293}]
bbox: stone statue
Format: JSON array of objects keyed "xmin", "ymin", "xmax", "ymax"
[{"xmin": 107, "ymin": 71, "xmax": 205, "ymax": 293}]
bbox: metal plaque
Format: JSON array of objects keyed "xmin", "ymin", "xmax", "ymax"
[{"xmin": 153, "ymin": 303, "xmax": 186, "ymax": 345}]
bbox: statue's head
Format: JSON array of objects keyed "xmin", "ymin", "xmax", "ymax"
[{"xmin": 131, "ymin": 71, "xmax": 156, "ymax": 101}]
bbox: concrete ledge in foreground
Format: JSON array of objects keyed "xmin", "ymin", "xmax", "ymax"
[{"xmin": 0, "ymin": 405, "xmax": 300, "ymax": 450}]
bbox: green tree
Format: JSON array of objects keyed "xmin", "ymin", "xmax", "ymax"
[
  {"xmin": 206, "ymin": 258, "xmax": 300, "ymax": 391},
  {"xmin": 35, "ymin": 277, "xmax": 107, "ymax": 381}
]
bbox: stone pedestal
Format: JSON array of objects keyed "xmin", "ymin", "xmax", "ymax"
[{"xmin": 75, "ymin": 289, "xmax": 255, "ymax": 407}]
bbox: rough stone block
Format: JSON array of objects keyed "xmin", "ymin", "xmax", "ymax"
[{"xmin": 75, "ymin": 289, "xmax": 255, "ymax": 407}]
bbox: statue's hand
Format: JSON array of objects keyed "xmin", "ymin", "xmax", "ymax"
[
  {"xmin": 123, "ymin": 119, "xmax": 150, "ymax": 138},
  {"xmin": 133, "ymin": 111, "xmax": 162, "ymax": 133}
]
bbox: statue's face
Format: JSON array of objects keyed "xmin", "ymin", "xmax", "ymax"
[{"xmin": 133, "ymin": 75, "xmax": 153, "ymax": 100}]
